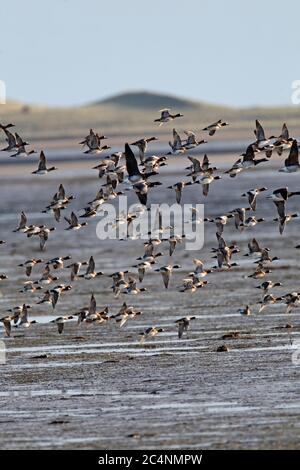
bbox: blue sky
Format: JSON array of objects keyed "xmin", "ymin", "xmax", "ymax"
[{"xmin": 1, "ymin": 0, "xmax": 299, "ymax": 107}]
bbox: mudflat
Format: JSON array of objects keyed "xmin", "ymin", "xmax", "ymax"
[{"xmin": 0, "ymin": 151, "xmax": 299, "ymax": 449}]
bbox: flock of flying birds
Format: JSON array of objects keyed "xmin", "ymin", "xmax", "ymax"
[{"xmin": 0, "ymin": 107, "xmax": 300, "ymax": 345}]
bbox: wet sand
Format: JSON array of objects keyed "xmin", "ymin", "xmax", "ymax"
[{"xmin": 0, "ymin": 151, "xmax": 300, "ymax": 449}]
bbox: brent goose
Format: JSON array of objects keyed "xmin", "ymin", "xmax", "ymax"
[
  {"xmin": 51, "ymin": 316, "xmax": 74, "ymax": 334},
  {"xmin": 244, "ymin": 238, "xmax": 264, "ymax": 257},
  {"xmin": 139, "ymin": 327, "xmax": 164, "ymax": 343},
  {"xmin": 186, "ymin": 154, "xmax": 216, "ymax": 182},
  {"xmin": 125, "ymin": 143, "xmax": 157, "ymax": 185},
  {"xmin": 256, "ymin": 281, "xmax": 282, "ymax": 295},
  {"xmin": 0, "ymin": 122, "xmax": 14, "ymax": 131},
  {"xmin": 211, "ymin": 235, "xmax": 240, "ymax": 269},
  {"xmin": 182, "ymin": 131, "xmax": 207, "ymax": 149},
  {"xmin": 66, "ymin": 261, "xmax": 88, "ymax": 281},
  {"xmin": 230, "ymin": 207, "xmax": 251, "ymax": 230},
  {"xmin": 253, "ymin": 120, "xmax": 274, "ymax": 155},
  {"xmin": 18, "ymin": 258, "xmax": 43, "ymax": 277},
  {"xmin": 202, "ymin": 119, "xmax": 229, "ymax": 136},
  {"xmin": 258, "ymin": 294, "xmax": 282, "ymax": 313},
  {"xmin": 79, "ymin": 129, "xmax": 107, "ymax": 148},
  {"xmin": 154, "ymin": 108, "xmax": 183, "ymax": 125},
  {"xmin": 238, "ymin": 305, "xmax": 252, "ymax": 316},
  {"xmin": 279, "ymin": 140, "xmax": 300, "ymax": 172},
  {"xmin": 167, "ymin": 180, "xmax": 194, "ymax": 204},
  {"xmin": 179, "ymin": 278, "xmax": 208, "ymax": 293},
  {"xmin": 64, "ymin": 212, "xmax": 88, "ymax": 230},
  {"xmin": 267, "ymin": 187, "xmax": 300, "ymax": 202},
  {"xmin": 200, "ymin": 168, "xmax": 221, "ymax": 196},
  {"xmin": 10, "ymin": 133, "xmax": 35, "ymax": 158},
  {"xmin": 46, "ymin": 256, "xmax": 72, "ymax": 270},
  {"xmin": 240, "ymin": 216, "xmax": 265, "ymax": 229},
  {"xmin": 273, "ymin": 123, "xmax": 294, "ymax": 155},
  {"xmin": 121, "ymin": 277, "xmax": 147, "ymax": 295},
  {"xmin": 34, "ymin": 265, "xmax": 59, "ymax": 286},
  {"xmin": 248, "ymin": 263, "xmax": 271, "ymax": 279},
  {"xmin": 1, "ymin": 128, "xmax": 17, "ymax": 152},
  {"xmin": 133, "ymin": 180, "xmax": 162, "ymax": 206},
  {"xmin": 209, "ymin": 214, "xmax": 233, "ymax": 237},
  {"xmin": 241, "ymin": 187, "xmax": 267, "ymax": 211},
  {"xmin": 112, "ymin": 302, "xmax": 142, "ymax": 327},
  {"xmin": 32, "ymin": 151, "xmax": 58, "ymax": 175},
  {"xmin": 19, "ymin": 281, "xmax": 42, "ymax": 293},
  {"xmin": 39, "ymin": 227, "xmax": 56, "ymax": 251},
  {"xmin": 13, "ymin": 211, "xmax": 29, "ymax": 233},
  {"xmin": 161, "ymin": 234, "xmax": 185, "ymax": 256},
  {"xmin": 143, "ymin": 155, "xmax": 167, "ymax": 172},
  {"xmin": 78, "ymin": 256, "xmax": 103, "ymax": 279},
  {"xmin": 281, "ymin": 292, "xmax": 300, "ymax": 314},
  {"xmin": 273, "ymin": 213, "xmax": 299, "ymax": 235},
  {"xmin": 50, "ymin": 284, "xmax": 72, "ymax": 309},
  {"xmin": 82, "ymin": 131, "xmax": 110, "ymax": 155},
  {"xmin": 132, "ymin": 261, "xmax": 154, "ymax": 282},
  {"xmin": 168, "ymin": 128, "xmax": 186, "ymax": 154},
  {"xmin": 131, "ymin": 136, "xmax": 158, "ymax": 163},
  {"xmin": 154, "ymin": 264, "xmax": 181, "ymax": 289},
  {"xmin": 0, "ymin": 317, "xmax": 12, "ymax": 337},
  {"xmin": 188, "ymin": 259, "xmax": 212, "ymax": 280},
  {"xmin": 85, "ymin": 295, "xmax": 109, "ymax": 324},
  {"xmin": 175, "ymin": 316, "xmax": 196, "ymax": 339},
  {"xmin": 36, "ymin": 290, "xmax": 52, "ymax": 305},
  {"xmin": 238, "ymin": 144, "xmax": 268, "ymax": 169}
]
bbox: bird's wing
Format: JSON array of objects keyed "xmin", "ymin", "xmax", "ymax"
[
  {"xmin": 89, "ymin": 294, "xmax": 96, "ymax": 315},
  {"xmin": 274, "ymin": 200, "xmax": 286, "ymax": 219},
  {"xmin": 173, "ymin": 128, "xmax": 182, "ymax": 147},
  {"xmin": 188, "ymin": 156, "xmax": 201, "ymax": 172},
  {"xmin": 281, "ymin": 123, "xmax": 289, "ymax": 140},
  {"xmin": 161, "ymin": 271, "xmax": 170, "ymax": 288},
  {"xmin": 125, "ymin": 143, "xmax": 140, "ymax": 177},
  {"xmin": 38, "ymin": 151, "xmax": 47, "ymax": 171},
  {"xmin": 3, "ymin": 319, "xmax": 11, "ymax": 337},
  {"xmin": 178, "ymin": 321, "xmax": 184, "ymax": 338},
  {"xmin": 251, "ymin": 238, "xmax": 261, "ymax": 252},
  {"xmin": 244, "ymin": 145, "xmax": 255, "ymax": 161},
  {"xmin": 20, "ymin": 211, "xmax": 27, "ymax": 228},
  {"xmin": 144, "ymin": 243, "xmax": 154, "ymax": 256},
  {"xmin": 25, "ymin": 266, "xmax": 32, "ymax": 277},
  {"xmin": 202, "ymin": 154, "xmax": 209, "ymax": 171},
  {"xmin": 70, "ymin": 212, "xmax": 78, "ymax": 226},
  {"xmin": 255, "ymin": 120, "xmax": 266, "ymax": 141},
  {"xmin": 58, "ymin": 184, "xmax": 65, "ymax": 199},
  {"xmin": 87, "ymin": 256, "xmax": 95, "ymax": 274},
  {"xmin": 285, "ymin": 140, "xmax": 299, "ymax": 166}
]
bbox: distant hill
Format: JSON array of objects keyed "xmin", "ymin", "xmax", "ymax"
[
  {"xmin": 95, "ymin": 90, "xmax": 222, "ymax": 110},
  {"xmin": 1, "ymin": 90, "xmax": 300, "ymax": 141}
]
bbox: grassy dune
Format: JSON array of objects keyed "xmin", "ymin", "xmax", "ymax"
[{"xmin": 1, "ymin": 91, "xmax": 300, "ymax": 141}]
